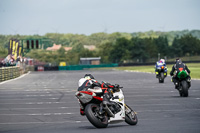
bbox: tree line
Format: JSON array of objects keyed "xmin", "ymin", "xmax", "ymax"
[
  {"xmin": 25, "ymin": 34, "xmax": 200, "ymax": 65},
  {"xmin": 0, "ymin": 30, "xmax": 200, "ymax": 65}
]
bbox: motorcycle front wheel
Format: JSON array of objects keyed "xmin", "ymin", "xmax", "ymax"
[
  {"xmin": 85, "ymin": 103, "xmax": 108, "ymax": 128},
  {"xmin": 125, "ymin": 104, "xmax": 138, "ymax": 125},
  {"xmin": 159, "ymin": 72, "xmax": 164, "ymax": 83}
]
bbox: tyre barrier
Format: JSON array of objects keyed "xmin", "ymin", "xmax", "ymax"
[{"xmin": 0, "ymin": 66, "xmax": 34, "ymax": 82}]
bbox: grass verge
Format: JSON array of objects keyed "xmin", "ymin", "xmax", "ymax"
[{"xmin": 99, "ymin": 63, "xmax": 200, "ymax": 79}]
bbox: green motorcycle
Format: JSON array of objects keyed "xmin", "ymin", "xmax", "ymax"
[{"xmin": 176, "ymin": 70, "xmax": 190, "ymax": 97}]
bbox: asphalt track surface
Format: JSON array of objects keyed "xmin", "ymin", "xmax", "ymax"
[{"xmin": 0, "ymin": 70, "xmax": 200, "ymax": 133}]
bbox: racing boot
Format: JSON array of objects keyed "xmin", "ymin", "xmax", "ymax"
[
  {"xmin": 174, "ymin": 82, "xmax": 179, "ymax": 89},
  {"xmin": 187, "ymin": 77, "xmax": 191, "ymax": 88},
  {"xmin": 172, "ymin": 77, "xmax": 179, "ymax": 89},
  {"xmin": 80, "ymin": 108, "xmax": 85, "ymax": 116}
]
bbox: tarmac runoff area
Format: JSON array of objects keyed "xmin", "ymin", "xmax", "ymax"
[{"xmin": 0, "ymin": 70, "xmax": 200, "ymax": 133}]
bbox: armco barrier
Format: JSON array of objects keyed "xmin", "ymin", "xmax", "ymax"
[
  {"xmin": 0, "ymin": 66, "xmax": 34, "ymax": 82},
  {"xmin": 59, "ymin": 64, "xmax": 118, "ymax": 71}
]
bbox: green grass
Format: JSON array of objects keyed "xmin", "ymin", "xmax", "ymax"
[
  {"xmin": 167, "ymin": 56, "xmax": 200, "ymax": 62},
  {"xmin": 110, "ymin": 63, "xmax": 200, "ymax": 79}
]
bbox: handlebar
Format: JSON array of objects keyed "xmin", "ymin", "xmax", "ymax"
[{"xmin": 101, "ymin": 81, "xmax": 123, "ymax": 89}]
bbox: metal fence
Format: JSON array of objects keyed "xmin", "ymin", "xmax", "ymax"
[{"xmin": 58, "ymin": 64, "xmax": 118, "ymax": 71}]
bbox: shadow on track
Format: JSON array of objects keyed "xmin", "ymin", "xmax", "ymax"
[{"xmin": 78, "ymin": 124, "xmax": 137, "ymax": 129}]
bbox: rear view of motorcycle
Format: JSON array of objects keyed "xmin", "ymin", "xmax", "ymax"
[
  {"xmin": 155, "ymin": 65, "xmax": 167, "ymax": 83},
  {"xmin": 175, "ymin": 70, "xmax": 190, "ymax": 97},
  {"xmin": 75, "ymin": 84, "xmax": 138, "ymax": 128}
]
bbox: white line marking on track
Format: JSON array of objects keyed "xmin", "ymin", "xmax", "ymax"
[
  {"xmin": 0, "ymin": 121, "xmax": 88, "ymax": 125},
  {"xmin": 0, "ymin": 89, "xmax": 76, "ymax": 92},
  {"xmin": 0, "ymin": 102, "xmax": 76, "ymax": 104},
  {"xmin": 125, "ymin": 97, "xmax": 200, "ymax": 101},
  {"xmin": 0, "ymin": 112, "xmax": 74, "ymax": 116},
  {"xmin": 0, "ymin": 107, "xmax": 79, "ymax": 110},
  {"xmin": 133, "ymin": 104, "xmax": 180, "ymax": 106},
  {"xmin": 137, "ymin": 108, "xmax": 200, "ymax": 112}
]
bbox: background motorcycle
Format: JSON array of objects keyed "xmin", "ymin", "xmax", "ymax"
[
  {"xmin": 75, "ymin": 84, "xmax": 138, "ymax": 128},
  {"xmin": 155, "ymin": 65, "xmax": 167, "ymax": 83},
  {"xmin": 176, "ymin": 70, "xmax": 190, "ymax": 97}
]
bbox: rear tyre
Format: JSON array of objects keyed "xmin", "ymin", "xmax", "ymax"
[
  {"xmin": 181, "ymin": 80, "xmax": 189, "ymax": 97},
  {"xmin": 125, "ymin": 104, "xmax": 138, "ymax": 125},
  {"xmin": 85, "ymin": 103, "xmax": 108, "ymax": 128}
]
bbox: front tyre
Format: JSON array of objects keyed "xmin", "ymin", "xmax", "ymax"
[
  {"xmin": 159, "ymin": 72, "xmax": 164, "ymax": 83},
  {"xmin": 85, "ymin": 103, "xmax": 108, "ymax": 128},
  {"xmin": 125, "ymin": 104, "xmax": 138, "ymax": 125}
]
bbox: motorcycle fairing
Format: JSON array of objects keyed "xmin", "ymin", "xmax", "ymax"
[
  {"xmin": 177, "ymin": 70, "xmax": 188, "ymax": 79},
  {"xmin": 109, "ymin": 89, "xmax": 125, "ymax": 123},
  {"xmin": 156, "ymin": 65, "xmax": 167, "ymax": 73},
  {"xmin": 75, "ymin": 91, "xmax": 93, "ymax": 104}
]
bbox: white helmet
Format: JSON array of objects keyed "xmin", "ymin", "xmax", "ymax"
[
  {"xmin": 78, "ymin": 78, "xmax": 87, "ymax": 87},
  {"xmin": 160, "ymin": 59, "xmax": 165, "ymax": 63}
]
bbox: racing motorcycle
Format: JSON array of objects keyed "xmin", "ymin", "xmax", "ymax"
[
  {"xmin": 155, "ymin": 65, "xmax": 167, "ymax": 83},
  {"xmin": 75, "ymin": 83, "xmax": 138, "ymax": 128},
  {"xmin": 175, "ymin": 70, "xmax": 190, "ymax": 97}
]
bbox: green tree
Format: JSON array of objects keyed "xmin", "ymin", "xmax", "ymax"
[
  {"xmin": 130, "ymin": 37, "xmax": 149, "ymax": 63},
  {"xmin": 110, "ymin": 37, "xmax": 131, "ymax": 63},
  {"xmin": 154, "ymin": 36, "xmax": 169, "ymax": 57},
  {"xmin": 0, "ymin": 46, "xmax": 8, "ymax": 58},
  {"xmin": 179, "ymin": 34, "xmax": 200, "ymax": 56},
  {"xmin": 97, "ymin": 41, "xmax": 113, "ymax": 63},
  {"xmin": 144, "ymin": 38, "xmax": 158, "ymax": 60},
  {"xmin": 171, "ymin": 37, "xmax": 183, "ymax": 57}
]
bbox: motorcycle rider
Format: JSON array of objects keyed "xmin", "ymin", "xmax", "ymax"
[
  {"xmin": 78, "ymin": 74, "xmax": 116, "ymax": 115},
  {"xmin": 170, "ymin": 58, "xmax": 191, "ymax": 89},
  {"xmin": 155, "ymin": 59, "xmax": 167, "ymax": 77}
]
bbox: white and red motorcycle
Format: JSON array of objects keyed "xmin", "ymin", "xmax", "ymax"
[{"xmin": 75, "ymin": 83, "xmax": 138, "ymax": 128}]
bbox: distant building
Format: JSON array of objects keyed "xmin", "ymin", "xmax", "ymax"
[
  {"xmin": 46, "ymin": 44, "xmax": 72, "ymax": 52},
  {"xmin": 84, "ymin": 45, "xmax": 96, "ymax": 51},
  {"xmin": 80, "ymin": 57, "xmax": 101, "ymax": 65},
  {"xmin": 64, "ymin": 47, "xmax": 72, "ymax": 51}
]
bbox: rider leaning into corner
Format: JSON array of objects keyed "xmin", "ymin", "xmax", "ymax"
[
  {"xmin": 170, "ymin": 58, "xmax": 191, "ymax": 89},
  {"xmin": 78, "ymin": 74, "xmax": 117, "ymax": 115}
]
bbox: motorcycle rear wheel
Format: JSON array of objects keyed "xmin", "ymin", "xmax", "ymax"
[
  {"xmin": 85, "ymin": 103, "xmax": 108, "ymax": 128},
  {"xmin": 125, "ymin": 104, "xmax": 138, "ymax": 125}
]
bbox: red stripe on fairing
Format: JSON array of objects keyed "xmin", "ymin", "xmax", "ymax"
[
  {"xmin": 108, "ymin": 85, "xmax": 114, "ymax": 88},
  {"xmin": 93, "ymin": 96, "xmax": 103, "ymax": 101},
  {"xmin": 85, "ymin": 81, "xmax": 89, "ymax": 86},
  {"xmin": 79, "ymin": 91, "xmax": 93, "ymax": 95},
  {"xmin": 101, "ymin": 83, "xmax": 104, "ymax": 88},
  {"xmin": 101, "ymin": 87, "xmax": 108, "ymax": 93}
]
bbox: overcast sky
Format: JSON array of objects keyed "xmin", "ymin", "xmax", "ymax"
[{"xmin": 0, "ymin": 0, "xmax": 200, "ymax": 35}]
